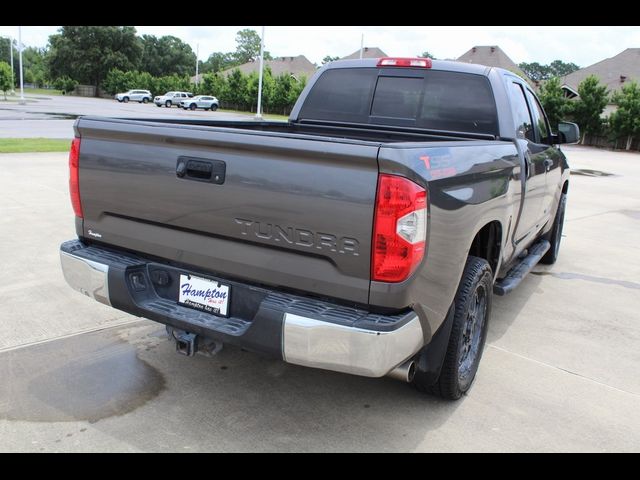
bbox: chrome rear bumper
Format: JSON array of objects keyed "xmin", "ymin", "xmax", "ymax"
[
  {"xmin": 60, "ymin": 250, "xmax": 111, "ymax": 306},
  {"xmin": 60, "ymin": 242, "xmax": 424, "ymax": 378},
  {"xmin": 283, "ymin": 313, "xmax": 424, "ymax": 377}
]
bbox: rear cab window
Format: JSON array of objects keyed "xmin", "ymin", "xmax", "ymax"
[{"xmin": 299, "ymin": 67, "xmax": 499, "ymax": 136}]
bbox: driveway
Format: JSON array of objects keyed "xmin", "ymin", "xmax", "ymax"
[{"xmin": 0, "ymin": 145, "xmax": 638, "ymax": 452}]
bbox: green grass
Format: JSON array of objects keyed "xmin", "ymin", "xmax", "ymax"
[
  {"xmin": 23, "ymin": 88, "xmax": 64, "ymax": 96},
  {"xmin": 0, "ymin": 138, "xmax": 71, "ymax": 153},
  {"xmin": 219, "ymin": 109, "xmax": 289, "ymax": 121}
]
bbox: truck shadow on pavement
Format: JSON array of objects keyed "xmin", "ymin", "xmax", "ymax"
[{"xmin": 489, "ymin": 273, "xmax": 544, "ymax": 344}]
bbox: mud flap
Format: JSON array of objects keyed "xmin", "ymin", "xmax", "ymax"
[{"xmin": 414, "ymin": 303, "xmax": 455, "ymax": 386}]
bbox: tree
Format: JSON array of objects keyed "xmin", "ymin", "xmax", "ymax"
[
  {"xmin": 225, "ymin": 68, "xmax": 248, "ymax": 109},
  {"xmin": 538, "ymin": 77, "xmax": 570, "ymax": 130},
  {"xmin": 322, "ymin": 55, "xmax": 340, "ymax": 65},
  {"xmin": 47, "ymin": 26, "xmax": 142, "ymax": 95},
  {"xmin": 201, "ymin": 72, "xmax": 227, "ymax": 99},
  {"xmin": 271, "ymin": 73, "xmax": 294, "ymax": 114},
  {"xmin": 0, "ymin": 37, "xmax": 18, "ymax": 86},
  {"xmin": 202, "ymin": 52, "xmax": 236, "ymax": 73},
  {"xmin": 288, "ymin": 76, "xmax": 307, "ymax": 110},
  {"xmin": 609, "ymin": 80, "xmax": 640, "ymax": 150},
  {"xmin": 234, "ymin": 29, "xmax": 271, "ymax": 64},
  {"xmin": 139, "ymin": 35, "xmax": 196, "ymax": 77},
  {"xmin": 519, "ymin": 60, "xmax": 580, "ymax": 82},
  {"xmin": 0, "ymin": 61, "xmax": 12, "ymax": 99},
  {"xmin": 245, "ymin": 67, "xmax": 274, "ymax": 112},
  {"xmin": 571, "ymin": 75, "xmax": 609, "ymax": 143},
  {"xmin": 548, "ymin": 60, "xmax": 579, "ymax": 78},
  {"xmin": 53, "ymin": 76, "xmax": 78, "ymax": 94},
  {"xmin": 518, "ymin": 62, "xmax": 549, "ymax": 82},
  {"xmin": 419, "ymin": 51, "xmax": 435, "ymax": 59},
  {"xmin": 22, "ymin": 46, "xmax": 48, "ymax": 87}
]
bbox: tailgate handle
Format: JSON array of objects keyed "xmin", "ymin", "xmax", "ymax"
[{"xmin": 176, "ymin": 157, "xmax": 226, "ymax": 184}]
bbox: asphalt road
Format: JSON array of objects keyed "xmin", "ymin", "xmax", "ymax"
[
  {"xmin": 0, "ymin": 145, "xmax": 638, "ymax": 452},
  {"xmin": 0, "ymin": 94, "xmax": 257, "ymax": 138}
]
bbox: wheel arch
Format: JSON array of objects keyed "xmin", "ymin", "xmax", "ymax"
[{"xmin": 468, "ymin": 220, "xmax": 503, "ymax": 276}]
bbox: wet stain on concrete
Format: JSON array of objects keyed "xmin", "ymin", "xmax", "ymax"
[
  {"xmin": 0, "ymin": 327, "xmax": 165, "ymax": 423},
  {"xmin": 531, "ymin": 271, "xmax": 640, "ymax": 290},
  {"xmin": 570, "ymin": 168, "xmax": 615, "ymax": 177},
  {"xmin": 0, "ymin": 108, "xmax": 80, "ymax": 121}
]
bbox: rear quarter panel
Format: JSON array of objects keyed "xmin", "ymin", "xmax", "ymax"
[{"xmin": 372, "ymin": 141, "xmax": 521, "ymax": 337}]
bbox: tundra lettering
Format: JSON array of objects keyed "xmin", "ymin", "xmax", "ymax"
[{"xmin": 234, "ymin": 217, "xmax": 360, "ymax": 255}]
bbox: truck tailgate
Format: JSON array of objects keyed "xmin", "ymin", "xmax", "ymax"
[{"xmin": 76, "ymin": 118, "xmax": 379, "ymax": 304}]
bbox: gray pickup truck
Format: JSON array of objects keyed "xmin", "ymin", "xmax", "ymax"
[{"xmin": 60, "ymin": 57, "xmax": 578, "ymax": 399}]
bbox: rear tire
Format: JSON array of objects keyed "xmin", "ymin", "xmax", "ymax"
[
  {"xmin": 413, "ymin": 256, "xmax": 492, "ymax": 400},
  {"xmin": 210, "ymin": 104, "xmax": 218, "ymax": 111},
  {"xmin": 142, "ymin": 98, "xmax": 149, "ymax": 104},
  {"xmin": 540, "ymin": 193, "xmax": 567, "ymax": 265}
]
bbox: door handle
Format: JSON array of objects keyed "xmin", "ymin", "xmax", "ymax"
[{"xmin": 176, "ymin": 157, "xmax": 226, "ymax": 184}]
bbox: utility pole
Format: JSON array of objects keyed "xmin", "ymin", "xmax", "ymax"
[
  {"xmin": 18, "ymin": 26, "xmax": 25, "ymax": 104},
  {"xmin": 195, "ymin": 43, "xmax": 199, "ymax": 87},
  {"xmin": 255, "ymin": 25, "xmax": 265, "ymax": 120},
  {"xmin": 359, "ymin": 33, "xmax": 364, "ymax": 59},
  {"xmin": 9, "ymin": 36, "xmax": 15, "ymax": 94}
]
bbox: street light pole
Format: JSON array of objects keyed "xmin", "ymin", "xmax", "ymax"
[
  {"xmin": 255, "ymin": 25, "xmax": 265, "ymax": 120},
  {"xmin": 18, "ymin": 26, "xmax": 25, "ymax": 104},
  {"xmin": 360, "ymin": 33, "xmax": 364, "ymax": 59},
  {"xmin": 9, "ymin": 36, "xmax": 15, "ymax": 94}
]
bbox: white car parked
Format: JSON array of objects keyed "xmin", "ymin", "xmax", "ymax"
[
  {"xmin": 115, "ymin": 90, "xmax": 153, "ymax": 103},
  {"xmin": 180, "ymin": 95, "xmax": 220, "ymax": 111},
  {"xmin": 154, "ymin": 91, "xmax": 193, "ymax": 108}
]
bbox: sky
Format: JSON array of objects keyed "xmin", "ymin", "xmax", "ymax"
[{"xmin": 1, "ymin": 25, "xmax": 639, "ymax": 68}]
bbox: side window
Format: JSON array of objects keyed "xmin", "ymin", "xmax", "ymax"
[
  {"xmin": 508, "ymin": 82, "xmax": 534, "ymax": 142},
  {"xmin": 526, "ymin": 90, "xmax": 550, "ymax": 144}
]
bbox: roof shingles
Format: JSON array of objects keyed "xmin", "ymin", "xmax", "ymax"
[{"xmin": 561, "ymin": 48, "xmax": 640, "ymax": 95}]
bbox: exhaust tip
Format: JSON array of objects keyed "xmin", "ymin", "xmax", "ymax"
[{"xmin": 387, "ymin": 359, "xmax": 416, "ymax": 383}]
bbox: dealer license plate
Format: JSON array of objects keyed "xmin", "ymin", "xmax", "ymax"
[{"xmin": 178, "ymin": 274, "xmax": 230, "ymax": 317}]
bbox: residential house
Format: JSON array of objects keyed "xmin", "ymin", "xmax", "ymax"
[
  {"xmin": 340, "ymin": 47, "xmax": 388, "ymax": 60},
  {"xmin": 192, "ymin": 55, "xmax": 317, "ymax": 84},
  {"xmin": 456, "ymin": 45, "xmax": 533, "ymax": 86},
  {"xmin": 561, "ymin": 48, "xmax": 640, "ymax": 116}
]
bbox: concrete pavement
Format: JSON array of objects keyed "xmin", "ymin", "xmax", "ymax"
[{"xmin": 0, "ymin": 145, "xmax": 638, "ymax": 452}]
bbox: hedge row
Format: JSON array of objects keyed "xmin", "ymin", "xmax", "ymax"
[{"xmin": 103, "ymin": 67, "xmax": 308, "ymax": 115}]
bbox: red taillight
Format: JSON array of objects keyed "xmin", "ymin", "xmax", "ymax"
[
  {"xmin": 376, "ymin": 57, "xmax": 432, "ymax": 68},
  {"xmin": 69, "ymin": 137, "xmax": 83, "ymax": 218},
  {"xmin": 372, "ymin": 175, "xmax": 427, "ymax": 283}
]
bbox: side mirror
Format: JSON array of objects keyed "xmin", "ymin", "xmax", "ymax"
[{"xmin": 555, "ymin": 121, "xmax": 580, "ymax": 144}]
